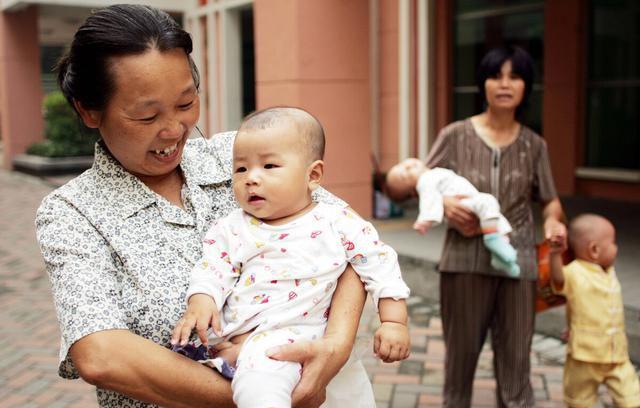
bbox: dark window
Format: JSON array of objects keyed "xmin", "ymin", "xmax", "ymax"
[
  {"xmin": 40, "ymin": 45, "xmax": 65, "ymax": 94},
  {"xmin": 585, "ymin": 0, "xmax": 640, "ymax": 169},
  {"xmin": 240, "ymin": 8, "xmax": 255, "ymax": 116}
]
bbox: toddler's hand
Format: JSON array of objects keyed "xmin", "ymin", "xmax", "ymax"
[
  {"xmin": 374, "ymin": 322, "xmax": 410, "ymax": 363},
  {"xmin": 413, "ymin": 220, "xmax": 433, "ymax": 235},
  {"xmin": 171, "ymin": 294, "xmax": 220, "ymax": 347}
]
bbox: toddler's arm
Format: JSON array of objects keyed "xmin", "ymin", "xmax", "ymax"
[
  {"xmin": 548, "ymin": 245, "xmax": 565, "ymax": 291},
  {"xmin": 375, "ymin": 298, "xmax": 410, "ymax": 362}
]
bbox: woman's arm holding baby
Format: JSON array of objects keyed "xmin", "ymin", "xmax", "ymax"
[{"xmin": 70, "ymin": 330, "xmax": 234, "ymax": 408}]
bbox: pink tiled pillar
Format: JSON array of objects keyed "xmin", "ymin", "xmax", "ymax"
[
  {"xmin": 0, "ymin": 6, "xmax": 43, "ymax": 169},
  {"xmin": 253, "ymin": 0, "xmax": 372, "ymax": 217}
]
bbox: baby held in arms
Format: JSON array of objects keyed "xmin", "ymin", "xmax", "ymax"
[
  {"xmin": 386, "ymin": 158, "xmax": 520, "ymax": 277},
  {"xmin": 172, "ymin": 107, "xmax": 411, "ymax": 408}
]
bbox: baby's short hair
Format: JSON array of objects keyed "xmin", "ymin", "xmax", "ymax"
[{"xmin": 239, "ymin": 106, "xmax": 325, "ymax": 162}]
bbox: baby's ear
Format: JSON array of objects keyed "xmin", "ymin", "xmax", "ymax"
[
  {"xmin": 587, "ymin": 241, "xmax": 600, "ymax": 260},
  {"xmin": 307, "ymin": 160, "xmax": 324, "ymax": 191}
]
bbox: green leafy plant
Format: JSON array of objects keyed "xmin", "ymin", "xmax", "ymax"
[{"xmin": 26, "ymin": 91, "xmax": 99, "ymax": 157}]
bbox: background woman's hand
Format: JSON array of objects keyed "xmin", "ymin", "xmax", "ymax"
[
  {"xmin": 266, "ymin": 334, "xmax": 350, "ymax": 407},
  {"xmin": 443, "ymin": 195, "xmax": 481, "ymax": 237},
  {"xmin": 544, "ymin": 217, "xmax": 567, "ymax": 252}
]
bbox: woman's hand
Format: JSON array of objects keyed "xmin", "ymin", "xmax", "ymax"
[
  {"xmin": 542, "ymin": 198, "xmax": 567, "ymax": 252},
  {"xmin": 544, "ymin": 216, "xmax": 567, "ymax": 252},
  {"xmin": 266, "ymin": 335, "xmax": 347, "ymax": 407},
  {"xmin": 443, "ymin": 195, "xmax": 481, "ymax": 237}
]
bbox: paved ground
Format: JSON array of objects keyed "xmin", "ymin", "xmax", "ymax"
[{"xmin": 0, "ymin": 167, "xmax": 632, "ymax": 407}]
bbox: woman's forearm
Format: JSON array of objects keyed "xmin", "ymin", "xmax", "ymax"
[
  {"xmin": 70, "ymin": 330, "xmax": 234, "ymax": 408},
  {"xmin": 325, "ymin": 265, "xmax": 366, "ymax": 360},
  {"xmin": 542, "ymin": 197, "xmax": 565, "ymax": 223}
]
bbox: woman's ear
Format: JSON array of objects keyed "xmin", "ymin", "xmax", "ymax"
[
  {"xmin": 73, "ymin": 100, "xmax": 102, "ymax": 129},
  {"xmin": 307, "ymin": 160, "xmax": 324, "ymax": 191}
]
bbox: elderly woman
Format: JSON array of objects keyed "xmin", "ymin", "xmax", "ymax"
[
  {"xmin": 36, "ymin": 5, "xmax": 371, "ymax": 407},
  {"xmin": 426, "ymin": 46, "xmax": 567, "ymax": 407}
]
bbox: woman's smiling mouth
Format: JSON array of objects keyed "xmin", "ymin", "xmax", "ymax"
[{"xmin": 152, "ymin": 143, "xmax": 179, "ymax": 157}]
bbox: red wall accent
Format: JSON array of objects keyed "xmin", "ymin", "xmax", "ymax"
[
  {"xmin": 0, "ymin": 6, "xmax": 44, "ymax": 169},
  {"xmin": 253, "ymin": 0, "xmax": 372, "ymax": 216}
]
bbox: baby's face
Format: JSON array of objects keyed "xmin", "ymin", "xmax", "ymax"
[
  {"xmin": 232, "ymin": 122, "xmax": 314, "ymax": 223},
  {"xmin": 387, "ymin": 158, "xmax": 427, "ymax": 198}
]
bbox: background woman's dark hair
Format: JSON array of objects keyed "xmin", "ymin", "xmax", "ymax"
[
  {"xmin": 56, "ymin": 4, "xmax": 199, "ymax": 114},
  {"xmin": 476, "ymin": 46, "xmax": 534, "ymax": 116}
]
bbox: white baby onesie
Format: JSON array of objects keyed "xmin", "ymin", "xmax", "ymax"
[{"xmin": 187, "ymin": 202, "xmax": 410, "ymax": 408}]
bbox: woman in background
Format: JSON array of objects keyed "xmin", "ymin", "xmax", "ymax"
[{"xmin": 426, "ymin": 46, "xmax": 567, "ymax": 407}]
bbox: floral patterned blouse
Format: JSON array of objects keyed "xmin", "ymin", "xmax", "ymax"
[{"xmin": 35, "ymin": 132, "xmax": 343, "ymax": 407}]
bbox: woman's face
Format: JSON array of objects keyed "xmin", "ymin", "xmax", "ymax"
[
  {"xmin": 85, "ymin": 48, "xmax": 200, "ymax": 182},
  {"xmin": 483, "ymin": 60, "xmax": 525, "ymax": 112}
]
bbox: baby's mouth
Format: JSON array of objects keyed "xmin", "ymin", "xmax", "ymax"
[{"xmin": 248, "ymin": 194, "xmax": 265, "ymax": 202}]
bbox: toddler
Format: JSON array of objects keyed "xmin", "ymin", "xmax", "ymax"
[
  {"xmin": 549, "ymin": 214, "xmax": 640, "ymax": 408},
  {"xmin": 172, "ymin": 107, "xmax": 411, "ymax": 408},
  {"xmin": 386, "ymin": 158, "xmax": 519, "ymax": 277}
]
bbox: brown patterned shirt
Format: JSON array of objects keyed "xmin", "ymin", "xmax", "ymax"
[{"xmin": 426, "ymin": 119, "xmax": 558, "ymax": 280}]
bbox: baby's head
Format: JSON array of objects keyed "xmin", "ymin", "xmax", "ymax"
[
  {"xmin": 232, "ymin": 106, "xmax": 325, "ymax": 223},
  {"xmin": 568, "ymin": 213, "xmax": 618, "ymax": 269},
  {"xmin": 385, "ymin": 158, "xmax": 428, "ymax": 202}
]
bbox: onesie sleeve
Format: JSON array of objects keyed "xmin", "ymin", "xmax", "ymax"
[
  {"xmin": 334, "ymin": 209, "xmax": 410, "ymax": 310},
  {"xmin": 416, "ymin": 171, "xmax": 444, "ymax": 223},
  {"xmin": 187, "ymin": 218, "xmax": 241, "ymax": 311}
]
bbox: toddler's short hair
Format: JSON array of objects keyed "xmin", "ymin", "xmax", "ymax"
[
  {"xmin": 568, "ymin": 213, "xmax": 612, "ymax": 253},
  {"xmin": 239, "ymin": 106, "xmax": 325, "ymax": 162}
]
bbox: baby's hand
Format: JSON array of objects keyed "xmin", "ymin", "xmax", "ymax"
[
  {"xmin": 171, "ymin": 294, "xmax": 220, "ymax": 346},
  {"xmin": 413, "ymin": 220, "xmax": 433, "ymax": 235},
  {"xmin": 374, "ymin": 322, "xmax": 410, "ymax": 363}
]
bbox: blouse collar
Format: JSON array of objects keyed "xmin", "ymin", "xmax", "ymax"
[{"xmin": 90, "ymin": 137, "xmax": 232, "ymax": 220}]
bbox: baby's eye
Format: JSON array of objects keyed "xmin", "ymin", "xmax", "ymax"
[
  {"xmin": 235, "ymin": 166, "xmax": 247, "ymax": 173},
  {"xmin": 264, "ymin": 163, "xmax": 278, "ymax": 169}
]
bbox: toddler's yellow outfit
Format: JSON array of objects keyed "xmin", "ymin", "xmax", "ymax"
[{"xmin": 554, "ymin": 259, "xmax": 640, "ymax": 407}]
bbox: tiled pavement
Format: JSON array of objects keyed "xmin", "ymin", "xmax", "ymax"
[{"xmin": 0, "ymin": 168, "xmax": 626, "ymax": 407}]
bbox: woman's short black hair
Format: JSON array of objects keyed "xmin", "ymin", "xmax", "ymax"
[
  {"xmin": 56, "ymin": 4, "xmax": 199, "ymax": 114},
  {"xmin": 476, "ymin": 46, "xmax": 534, "ymax": 116}
]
